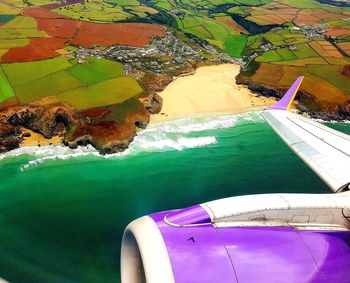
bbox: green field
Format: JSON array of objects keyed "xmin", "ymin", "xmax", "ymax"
[
  {"xmin": 0, "ymin": 66, "xmax": 15, "ymax": 103},
  {"xmin": 57, "ymin": 77, "xmax": 144, "ymax": 110},
  {"xmin": 15, "ymin": 71, "xmax": 84, "ymax": 104},
  {"xmin": 305, "ymin": 65, "xmax": 350, "ymax": 92},
  {"xmin": 68, "ymin": 57, "xmax": 125, "ymax": 85},
  {"xmin": 106, "ymin": 0, "xmax": 140, "ymax": 4},
  {"xmin": 292, "ymin": 44, "xmax": 319, "ymax": 59},
  {"xmin": 177, "ymin": 15, "xmax": 234, "ymax": 49},
  {"xmin": 0, "ymin": 38, "xmax": 28, "ymax": 49},
  {"xmin": 105, "ymin": 97, "xmax": 145, "ymax": 123},
  {"xmin": 2, "ymin": 57, "xmax": 74, "ymax": 87},
  {"xmin": 55, "ymin": 0, "xmax": 158, "ymax": 22},
  {"xmin": 276, "ymin": 48, "xmax": 297, "ymax": 61},
  {"xmin": 1, "ymin": 56, "xmax": 143, "ymax": 108},
  {"xmin": 256, "ymin": 50, "xmax": 282, "ymax": 62},
  {"xmin": 224, "ymin": 34, "xmax": 246, "ymax": 58}
]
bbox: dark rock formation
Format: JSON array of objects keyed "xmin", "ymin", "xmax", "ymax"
[
  {"xmin": 236, "ymin": 76, "xmax": 280, "ymax": 99},
  {"xmin": 0, "ymin": 102, "xmax": 79, "ymax": 153},
  {"xmin": 4, "ymin": 103, "xmax": 79, "ymax": 138},
  {"xmin": 64, "ymin": 120, "xmax": 137, "ymax": 155},
  {"xmin": 0, "ymin": 90, "xmax": 164, "ymax": 155},
  {"xmin": 0, "ymin": 123, "xmax": 22, "ymax": 153}
]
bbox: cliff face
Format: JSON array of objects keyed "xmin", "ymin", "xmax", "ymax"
[
  {"xmin": 1, "ymin": 103, "xmax": 79, "ymax": 138},
  {"xmin": 0, "ymin": 103, "xmax": 79, "ymax": 153},
  {"xmin": 0, "ymin": 93, "xmax": 162, "ymax": 154},
  {"xmin": 0, "ymin": 123, "xmax": 22, "ymax": 153}
]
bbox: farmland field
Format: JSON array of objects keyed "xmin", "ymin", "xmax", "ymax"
[
  {"xmin": 0, "ymin": 66, "xmax": 14, "ymax": 103},
  {"xmin": 1, "ymin": 55, "xmax": 142, "ymax": 108},
  {"xmin": 68, "ymin": 57, "xmax": 125, "ymax": 85},
  {"xmin": 57, "ymin": 77, "xmax": 144, "ymax": 110}
]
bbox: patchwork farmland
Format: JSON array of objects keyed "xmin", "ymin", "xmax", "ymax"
[{"xmin": 0, "ymin": 0, "xmax": 349, "ymax": 155}]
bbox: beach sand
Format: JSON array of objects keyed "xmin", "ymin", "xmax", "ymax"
[
  {"xmin": 151, "ymin": 63, "xmax": 276, "ymax": 122},
  {"xmin": 20, "ymin": 129, "xmax": 62, "ymax": 147}
]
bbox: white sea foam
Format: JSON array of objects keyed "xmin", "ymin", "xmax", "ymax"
[
  {"xmin": 20, "ymin": 136, "xmax": 217, "ymax": 170},
  {"xmin": 147, "ymin": 112, "xmax": 263, "ymax": 134},
  {"xmin": 0, "ymin": 112, "xmax": 261, "ymax": 170},
  {"xmin": 136, "ymin": 136, "xmax": 217, "ymax": 151}
]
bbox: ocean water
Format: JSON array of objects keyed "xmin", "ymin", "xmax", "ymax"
[{"xmin": 0, "ymin": 111, "xmax": 349, "ymax": 283}]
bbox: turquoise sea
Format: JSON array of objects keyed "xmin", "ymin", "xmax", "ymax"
[{"xmin": 0, "ymin": 111, "xmax": 349, "ymax": 283}]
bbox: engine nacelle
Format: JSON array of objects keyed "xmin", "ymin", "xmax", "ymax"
[
  {"xmin": 121, "ymin": 216, "xmax": 174, "ymax": 283},
  {"xmin": 121, "ymin": 193, "xmax": 350, "ymax": 283}
]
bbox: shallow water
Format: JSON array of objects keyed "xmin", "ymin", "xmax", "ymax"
[{"xmin": 0, "ymin": 112, "xmax": 349, "ymax": 283}]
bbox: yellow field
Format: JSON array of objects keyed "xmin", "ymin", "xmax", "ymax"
[{"xmin": 272, "ymin": 57, "xmax": 328, "ymax": 67}]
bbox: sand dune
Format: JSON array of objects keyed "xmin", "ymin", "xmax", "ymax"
[{"xmin": 151, "ymin": 64, "xmax": 276, "ymax": 122}]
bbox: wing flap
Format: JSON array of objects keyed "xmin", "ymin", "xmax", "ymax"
[{"xmin": 262, "ymin": 110, "xmax": 350, "ymax": 192}]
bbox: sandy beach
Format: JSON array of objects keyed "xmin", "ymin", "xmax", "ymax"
[
  {"xmin": 151, "ymin": 63, "xmax": 276, "ymax": 122},
  {"xmin": 20, "ymin": 129, "xmax": 62, "ymax": 147}
]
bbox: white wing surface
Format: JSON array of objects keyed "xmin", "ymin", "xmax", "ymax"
[{"xmin": 261, "ymin": 77, "xmax": 350, "ymax": 193}]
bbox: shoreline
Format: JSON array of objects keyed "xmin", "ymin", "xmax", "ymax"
[
  {"xmin": 150, "ymin": 63, "xmax": 276, "ymax": 123},
  {"xmin": 20, "ymin": 63, "xmax": 275, "ymax": 148},
  {"xmin": 2, "ymin": 110, "xmax": 349, "ymax": 163}
]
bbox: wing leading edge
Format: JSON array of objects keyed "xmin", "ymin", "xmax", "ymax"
[{"xmin": 261, "ymin": 77, "xmax": 350, "ymax": 193}]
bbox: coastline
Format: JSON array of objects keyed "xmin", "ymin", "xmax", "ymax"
[
  {"xmin": 19, "ymin": 63, "xmax": 276, "ymax": 149},
  {"xmin": 150, "ymin": 63, "xmax": 276, "ymax": 123}
]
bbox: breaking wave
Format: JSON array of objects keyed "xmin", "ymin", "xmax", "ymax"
[{"xmin": 0, "ymin": 111, "xmax": 264, "ymax": 170}]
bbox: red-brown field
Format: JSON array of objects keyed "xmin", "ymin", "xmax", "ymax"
[
  {"xmin": 248, "ymin": 5, "xmax": 347, "ymax": 27},
  {"xmin": 0, "ymin": 38, "xmax": 67, "ymax": 63},
  {"xmin": 215, "ymin": 16, "xmax": 249, "ymax": 34},
  {"xmin": 326, "ymin": 28, "xmax": 350, "ymax": 37},
  {"xmin": 26, "ymin": 6, "xmax": 165, "ymax": 48},
  {"xmin": 37, "ymin": 18, "xmax": 80, "ymax": 39},
  {"xmin": 337, "ymin": 43, "xmax": 350, "ymax": 56},
  {"xmin": 294, "ymin": 13, "xmax": 320, "ymax": 26},
  {"xmin": 293, "ymin": 9, "xmax": 345, "ymax": 26},
  {"xmin": 71, "ymin": 22, "xmax": 164, "ymax": 48},
  {"xmin": 35, "ymin": 16, "xmax": 164, "ymax": 48}
]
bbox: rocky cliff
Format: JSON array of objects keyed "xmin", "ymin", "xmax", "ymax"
[{"xmin": 0, "ymin": 93, "xmax": 162, "ymax": 154}]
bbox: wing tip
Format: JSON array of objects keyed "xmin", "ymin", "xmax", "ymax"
[{"xmin": 269, "ymin": 76, "xmax": 304, "ymax": 111}]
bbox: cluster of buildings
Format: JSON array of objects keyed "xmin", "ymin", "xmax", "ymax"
[
  {"xmin": 299, "ymin": 24, "xmax": 326, "ymax": 39},
  {"xmin": 73, "ymin": 29, "xmax": 234, "ymax": 75}
]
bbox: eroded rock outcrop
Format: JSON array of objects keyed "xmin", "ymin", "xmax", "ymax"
[
  {"xmin": 0, "ymin": 123, "xmax": 22, "ymax": 153},
  {"xmin": 0, "ymin": 91, "xmax": 163, "ymax": 154},
  {"xmin": 66, "ymin": 94, "xmax": 162, "ymax": 154},
  {"xmin": 0, "ymin": 102, "xmax": 79, "ymax": 153},
  {"xmin": 3, "ymin": 103, "xmax": 79, "ymax": 138}
]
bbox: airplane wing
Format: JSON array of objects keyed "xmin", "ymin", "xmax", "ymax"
[{"xmin": 261, "ymin": 76, "xmax": 350, "ymax": 193}]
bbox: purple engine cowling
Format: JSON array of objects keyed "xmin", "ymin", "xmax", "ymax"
[{"xmin": 121, "ymin": 204, "xmax": 350, "ymax": 283}]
